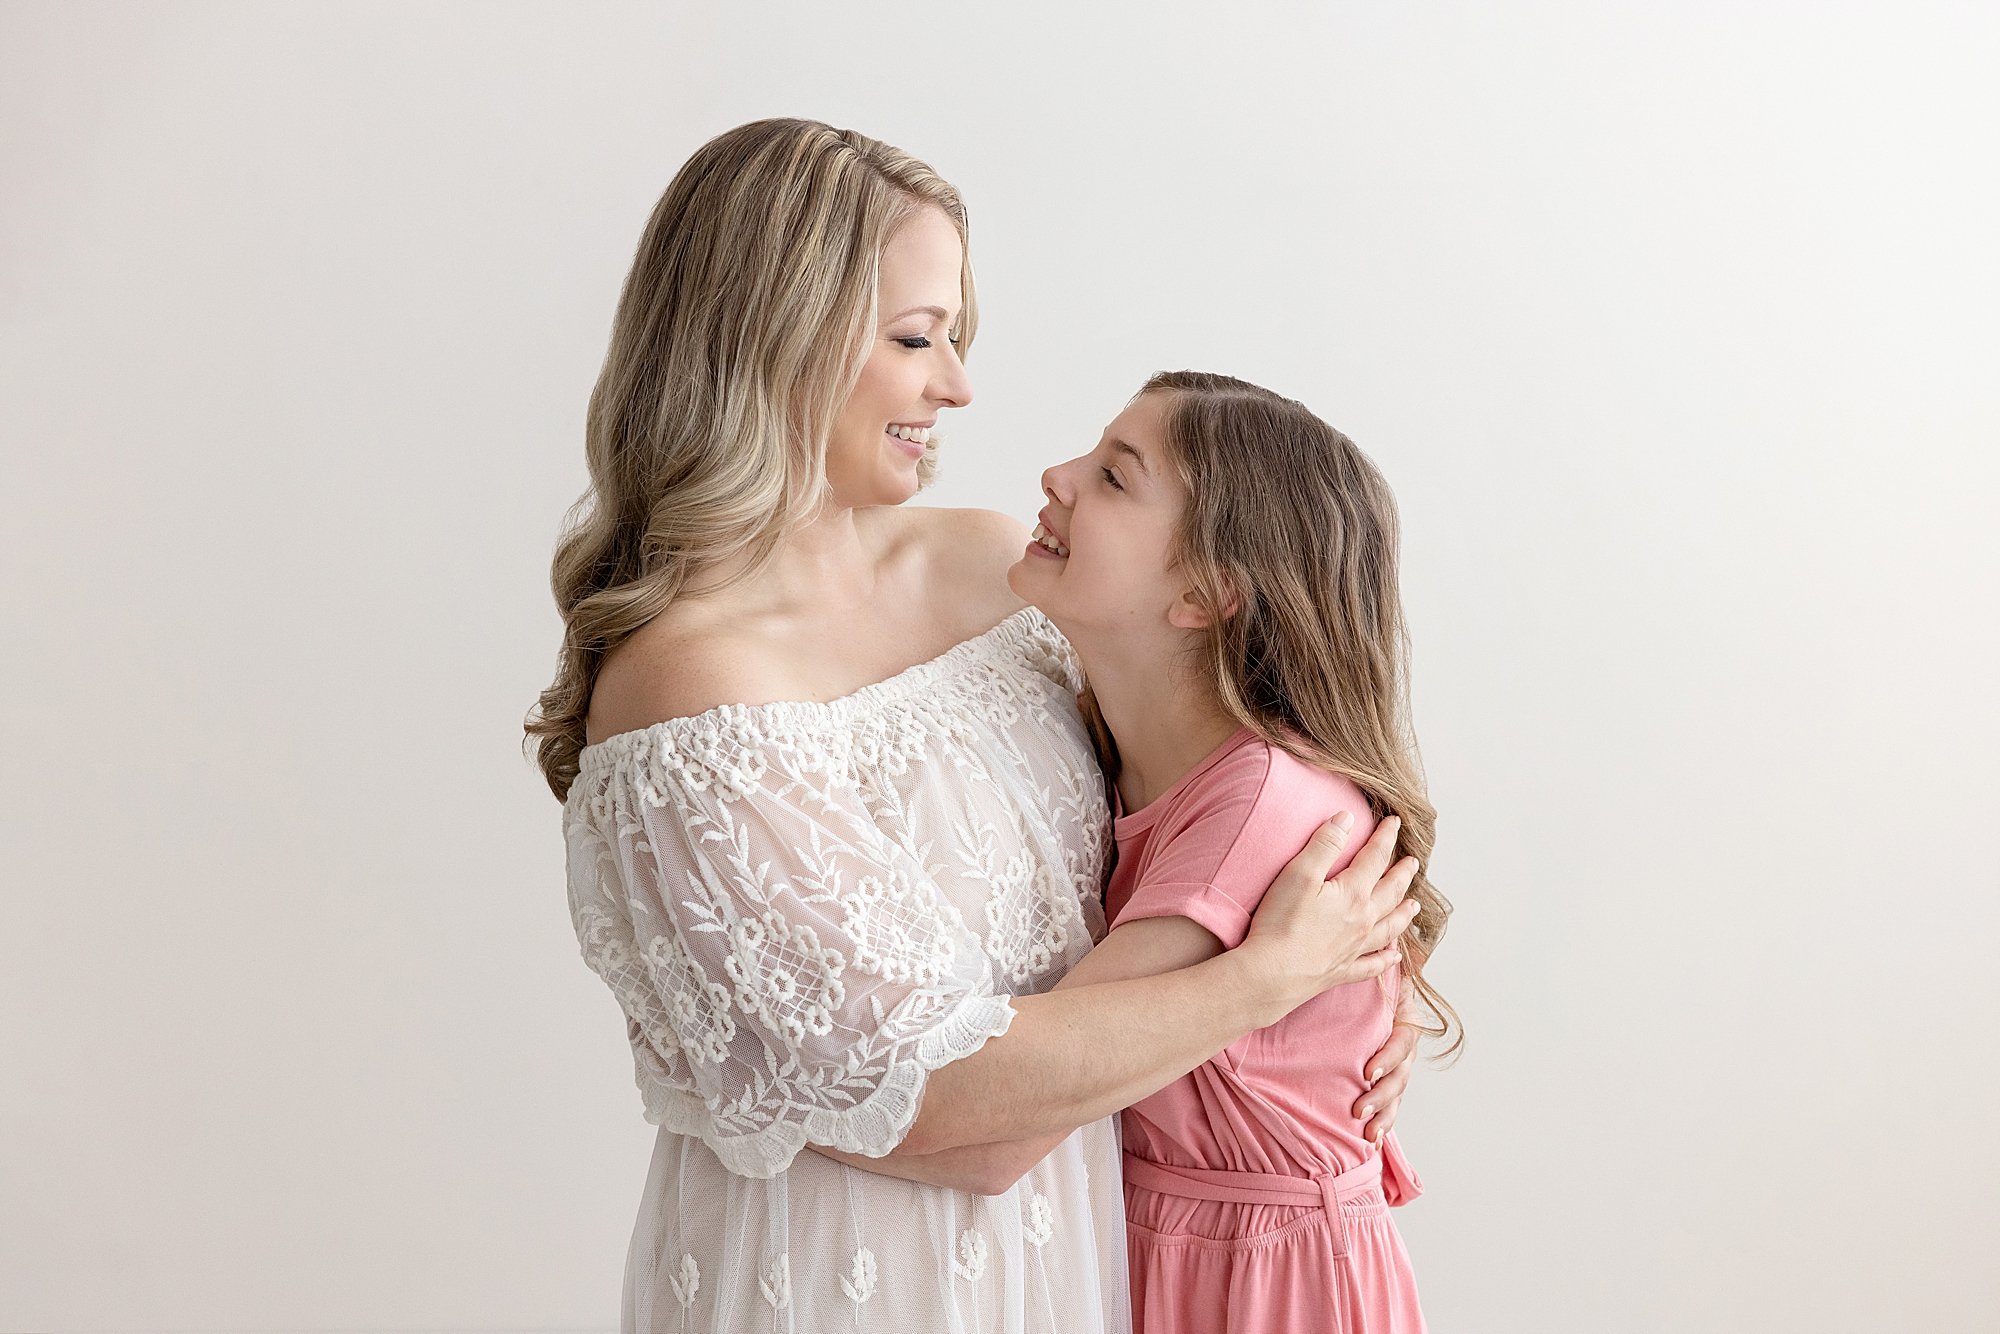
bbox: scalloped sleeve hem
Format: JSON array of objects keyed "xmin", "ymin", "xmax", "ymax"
[{"xmin": 637, "ymin": 991, "xmax": 1019, "ymax": 1180}]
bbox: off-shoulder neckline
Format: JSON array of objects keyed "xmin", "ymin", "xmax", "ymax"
[{"xmin": 574, "ymin": 605, "xmax": 1056, "ymax": 772}]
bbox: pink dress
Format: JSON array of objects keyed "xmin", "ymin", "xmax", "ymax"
[{"xmin": 1108, "ymin": 727, "xmax": 1427, "ymax": 1334}]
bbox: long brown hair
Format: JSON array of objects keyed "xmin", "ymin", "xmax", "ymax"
[
  {"xmin": 524, "ymin": 118, "xmax": 978, "ymax": 802},
  {"xmin": 1100, "ymin": 370, "xmax": 1461, "ymax": 1059}
]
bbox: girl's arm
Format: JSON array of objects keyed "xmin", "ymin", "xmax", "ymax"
[{"xmin": 810, "ymin": 814, "xmax": 1420, "ymax": 1190}]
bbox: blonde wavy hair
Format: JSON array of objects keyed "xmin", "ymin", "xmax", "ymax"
[
  {"xmin": 1085, "ymin": 370, "xmax": 1462, "ymax": 1059},
  {"xmin": 525, "ymin": 118, "xmax": 979, "ymax": 802}
]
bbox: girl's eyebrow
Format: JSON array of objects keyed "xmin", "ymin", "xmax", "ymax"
[
  {"xmin": 1110, "ymin": 437, "xmax": 1153, "ymax": 477},
  {"xmin": 885, "ymin": 304, "xmax": 952, "ymax": 323}
]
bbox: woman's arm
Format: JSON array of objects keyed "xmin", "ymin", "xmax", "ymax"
[
  {"xmin": 904, "ymin": 814, "xmax": 1415, "ymax": 1152},
  {"xmin": 812, "ymin": 913, "xmax": 1226, "ymax": 1192},
  {"xmin": 811, "ymin": 814, "xmax": 1419, "ymax": 1186},
  {"xmin": 1352, "ymin": 971, "xmax": 1428, "ymax": 1144}
]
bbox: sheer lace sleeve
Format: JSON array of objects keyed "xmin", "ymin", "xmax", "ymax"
[{"xmin": 564, "ymin": 717, "xmax": 1019, "ymax": 1179}]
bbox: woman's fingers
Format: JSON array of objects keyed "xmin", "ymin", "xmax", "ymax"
[
  {"xmin": 1333, "ymin": 814, "xmax": 1402, "ymax": 891},
  {"xmin": 1367, "ymin": 897, "xmax": 1422, "ymax": 952},
  {"xmin": 1282, "ymin": 813, "xmax": 1357, "ymax": 886},
  {"xmin": 1357, "ymin": 1022, "xmax": 1418, "ymax": 1142},
  {"xmin": 1330, "ymin": 945, "xmax": 1402, "ymax": 988},
  {"xmin": 1363, "ymin": 1020, "xmax": 1419, "ymax": 1088},
  {"xmin": 1362, "ymin": 1094, "xmax": 1402, "ymax": 1143},
  {"xmin": 1370, "ymin": 854, "xmax": 1422, "ymax": 914},
  {"xmin": 1360, "ymin": 1032, "xmax": 1424, "ymax": 1144},
  {"xmin": 1356, "ymin": 1062, "xmax": 1410, "ymax": 1138}
]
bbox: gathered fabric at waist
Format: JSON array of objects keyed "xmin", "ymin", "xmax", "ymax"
[{"xmin": 1121, "ymin": 1136, "xmax": 1423, "ymax": 1257}]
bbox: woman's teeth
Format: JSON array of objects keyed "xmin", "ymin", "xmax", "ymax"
[
  {"xmin": 1031, "ymin": 523, "xmax": 1069, "ymax": 558},
  {"xmin": 886, "ymin": 424, "xmax": 930, "ymax": 443}
]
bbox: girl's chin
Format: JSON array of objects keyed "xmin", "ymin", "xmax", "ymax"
[
  {"xmin": 1005, "ymin": 564, "xmax": 1062, "ymax": 618},
  {"xmin": 1004, "ymin": 558, "xmax": 1040, "ymax": 599}
]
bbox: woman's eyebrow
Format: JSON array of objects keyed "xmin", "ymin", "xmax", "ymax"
[{"xmin": 885, "ymin": 304, "xmax": 952, "ymax": 323}]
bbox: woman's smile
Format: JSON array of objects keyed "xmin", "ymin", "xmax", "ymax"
[{"xmin": 885, "ymin": 421, "xmax": 932, "ymax": 458}]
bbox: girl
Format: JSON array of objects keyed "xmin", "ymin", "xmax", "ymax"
[{"xmin": 1007, "ymin": 371, "xmax": 1454, "ymax": 1333}]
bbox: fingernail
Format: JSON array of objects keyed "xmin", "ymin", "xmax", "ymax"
[
  {"xmin": 1370, "ymin": 1066, "xmax": 1384, "ymax": 1082},
  {"xmin": 1361, "ymin": 1104, "xmax": 1375, "ymax": 1118},
  {"xmin": 1333, "ymin": 810, "xmax": 1355, "ymax": 829}
]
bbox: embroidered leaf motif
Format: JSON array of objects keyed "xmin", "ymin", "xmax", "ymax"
[
  {"xmin": 668, "ymin": 1253, "xmax": 699, "ymax": 1308},
  {"xmin": 839, "ymin": 1246, "xmax": 878, "ymax": 1303},
  {"xmin": 759, "ymin": 1254, "xmax": 791, "ymax": 1310}
]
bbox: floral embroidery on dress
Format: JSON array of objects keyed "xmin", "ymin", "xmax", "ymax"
[
  {"xmin": 840, "ymin": 1247, "xmax": 878, "ymax": 1304},
  {"xmin": 716, "ymin": 907, "xmax": 848, "ymax": 1045},
  {"xmin": 849, "ymin": 706, "xmax": 929, "ymax": 780},
  {"xmin": 952, "ymin": 1228, "xmax": 988, "ymax": 1282},
  {"xmin": 973, "ymin": 663, "xmax": 1023, "ymax": 727},
  {"xmin": 843, "ymin": 870, "xmax": 952, "ymax": 985},
  {"xmin": 977, "ymin": 847, "xmax": 1081, "ymax": 989},
  {"xmin": 1024, "ymin": 1193, "xmax": 1055, "ymax": 1248},
  {"xmin": 563, "ymin": 610, "xmax": 1124, "ymax": 1326},
  {"xmin": 564, "ymin": 608, "xmax": 1109, "ymax": 1179},
  {"xmin": 640, "ymin": 928, "xmax": 737, "ymax": 1065}
]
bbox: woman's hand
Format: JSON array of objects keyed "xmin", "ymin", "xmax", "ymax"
[
  {"xmin": 1237, "ymin": 814, "xmax": 1421, "ymax": 1027},
  {"xmin": 1356, "ymin": 1017, "xmax": 1420, "ymax": 1144}
]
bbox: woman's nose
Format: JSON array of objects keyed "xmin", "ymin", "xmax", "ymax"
[
  {"xmin": 1041, "ymin": 462, "xmax": 1068, "ymax": 504},
  {"xmin": 931, "ymin": 348, "xmax": 973, "ymax": 409}
]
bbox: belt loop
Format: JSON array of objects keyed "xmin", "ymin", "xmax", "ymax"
[{"xmin": 1316, "ymin": 1173, "xmax": 1350, "ymax": 1259}]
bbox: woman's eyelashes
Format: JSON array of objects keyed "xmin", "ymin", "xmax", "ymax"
[
  {"xmin": 1100, "ymin": 466, "xmax": 1124, "ymax": 492},
  {"xmin": 893, "ymin": 332, "xmax": 961, "ymax": 350}
]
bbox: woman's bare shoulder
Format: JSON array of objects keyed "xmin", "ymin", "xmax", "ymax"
[{"xmin": 584, "ymin": 603, "xmax": 799, "ymax": 746}]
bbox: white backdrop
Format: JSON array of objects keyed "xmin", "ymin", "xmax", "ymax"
[{"xmin": 4, "ymin": 2, "xmax": 1996, "ymax": 1331}]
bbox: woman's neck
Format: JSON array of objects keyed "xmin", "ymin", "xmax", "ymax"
[
  {"xmin": 689, "ymin": 501, "xmax": 877, "ymax": 615},
  {"xmin": 1072, "ymin": 632, "xmax": 1241, "ymax": 815}
]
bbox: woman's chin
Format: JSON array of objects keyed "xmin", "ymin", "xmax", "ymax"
[
  {"xmin": 852, "ymin": 468, "xmax": 922, "ymax": 509},
  {"xmin": 883, "ymin": 451, "xmax": 927, "ymax": 503}
]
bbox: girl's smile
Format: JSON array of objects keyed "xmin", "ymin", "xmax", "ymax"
[
  {"xmin": 1007, "ymin": 392, "xmax": 1187, "ymax": 639},
  {"xmin": 1028, "ymin": 510, "xmax": 1069, "ymax": 559}
]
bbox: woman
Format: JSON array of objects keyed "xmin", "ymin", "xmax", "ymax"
[{"xmin": 529, "ymin": 118, "xmax": 1424, "ymax": 1333}]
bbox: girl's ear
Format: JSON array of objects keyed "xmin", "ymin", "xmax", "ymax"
[{"xmin": 1167, "ymin": 574, "xmax": 1242, "ymax": 630}]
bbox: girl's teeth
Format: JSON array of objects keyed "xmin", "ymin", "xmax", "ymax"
[
  {"xmin": 887, "ymin": 424, "xmax": 931, "ymax": 443},
  {"xmin": 1030, "ymin": 523, "xmax": 1068, "ymax": 557}
]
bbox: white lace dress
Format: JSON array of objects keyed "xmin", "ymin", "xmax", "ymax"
[{"xmin": 562, "ymin": 608, "xmax": 1130, "ymax": 1333}]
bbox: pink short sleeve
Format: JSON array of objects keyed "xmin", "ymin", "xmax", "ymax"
[
  {"xmin": 1116, "ymin": 868, "xmax": 1260, "ymax": 948},
  {"xmin": 1113, "ymin": 746, "xmax": 1379, "ymax": 950}
]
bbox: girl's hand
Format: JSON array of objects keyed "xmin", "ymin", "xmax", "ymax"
[
  {"xmin": 1355, "ymin": 1018, "xmax": 1420, "ymax": 1144},
  {"xmin": 1238, "ymin": 814, "xmax": 1421, "ymax": 1026}
]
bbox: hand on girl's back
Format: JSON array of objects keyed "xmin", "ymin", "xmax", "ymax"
[{"xmin": 1239, "ymin": 814, "xmax": 1422, "ymax": 1019}]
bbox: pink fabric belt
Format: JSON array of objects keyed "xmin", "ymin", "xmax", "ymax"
[{"xmin": 1122, "ymin": 1138, "xmax": 1423, "ymax": 1260}]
